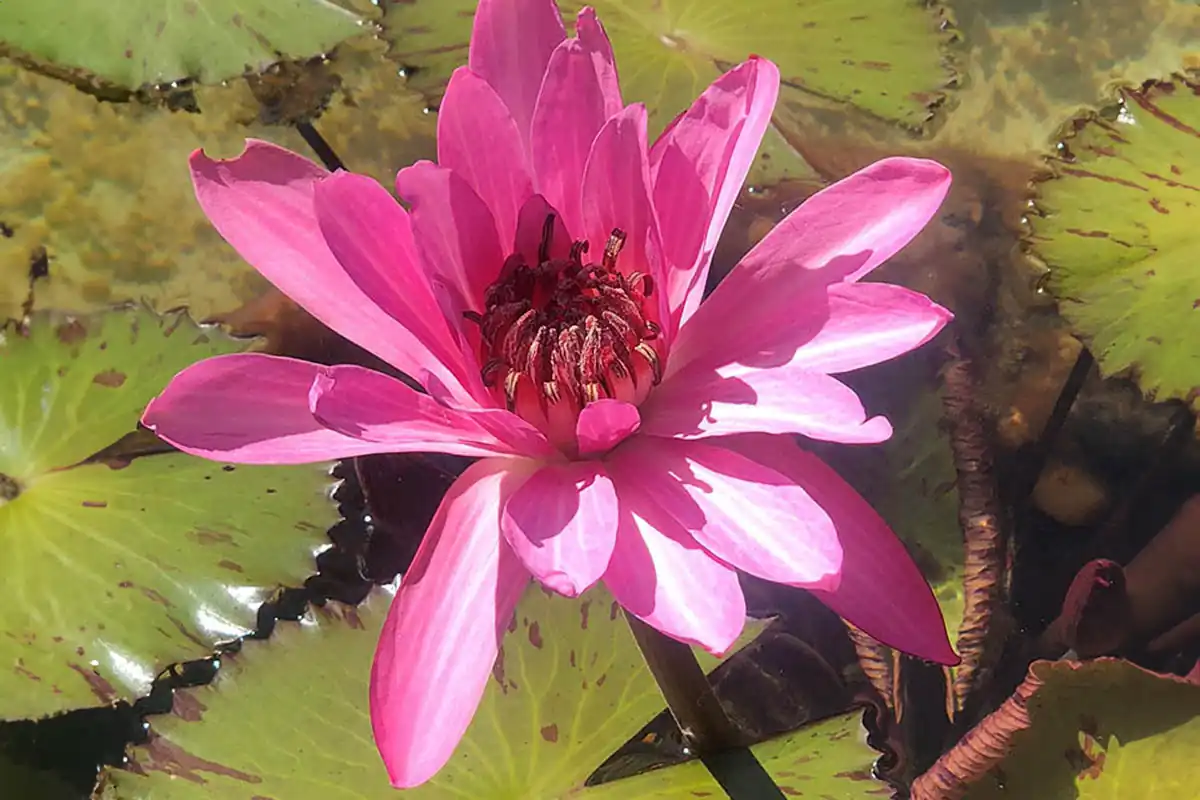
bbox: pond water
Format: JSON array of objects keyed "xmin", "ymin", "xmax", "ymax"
[{"xmin": 1, "ymin": 0, "xmax": 1199, "ymax": 797}]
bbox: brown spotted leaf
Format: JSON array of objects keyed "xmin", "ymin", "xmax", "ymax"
[
  {"xmin": 0, "ymin": 307, "xmax": 335, "ymax": 719},
  {"xmin": 1027, "ymin": 76, "xmax": 1200, "ymax": 410},
  {"xmin": 98, "ymin": 585, "xmax": 765, "ymax": 799},
  {"xmin": 912, "ymin": 659, "xmax": 1200, "ymax": 799}
]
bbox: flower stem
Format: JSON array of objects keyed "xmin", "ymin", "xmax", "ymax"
[{"xmin": 625, "ymin": 613, "xmax": 788, "ymax": 799}]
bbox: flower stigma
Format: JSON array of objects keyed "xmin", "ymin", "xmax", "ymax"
[{"xmin": 466, "ymin": 214, "xmax": 662, "ymax": 449}]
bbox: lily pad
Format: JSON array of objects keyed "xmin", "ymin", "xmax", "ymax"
[
  {"xmin": 578, "ymin": 710, "xmax": 886, "ymax": 799},
  {"xmin": 0, "ymin": 306, "xmax": 335, "ymax": 719},
  {"xmin": 97, "ymin": 584, "xmax": 764, "ymax": 799},
  {"xmin": 381, "ymin": 0, "xmax": 956, "ymax": 187},
  {"xmin": 0, "ymin": 0, "xmax": 364, "ymax": 90},
  {"xmin": 1027, "ymin": 77, "xmax": 1200, "ymax": 410},
  {"xmin": 913, "ymin": 659, "xmax": 1200, "ymax": 799}
]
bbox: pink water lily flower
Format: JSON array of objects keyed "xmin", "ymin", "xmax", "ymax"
[{"xmin": 144, "ymin": 0, "xmax": 958, "ymax": 787}]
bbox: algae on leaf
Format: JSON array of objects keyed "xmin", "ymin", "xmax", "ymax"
[
  {"xmin": 914, "ymin": 659, "xmax": 1200, "ymax": 799},
  {"xmin": 0, "ymin": 0, "xmax": 364, "ymax": 89},
  {"xmin": 382, "ymin": 0, "xmax": 957, "ymax": 188},
  {"xmin": 1027, "ymin": 77, "xmax": 1200, "ymax": 410},
  {"xmin": 97, "ymin": 584, "xmax": 764, "ymax": 799},
  {"xmin": 0, "ymin": 307, "xmax": 336, "ymax": 720}
]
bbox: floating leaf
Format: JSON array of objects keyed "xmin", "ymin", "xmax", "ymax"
[
  {"xmin": 913, "ymin": 659, "xmax": 1200, "ymax": 799},
  {"xmin": 382, "ymin": 0, "xmax": 957, "ymax": 187},
  {"xmin": 97, "ymin": 584, "xmax": 764, "ymax": 799},
  {"xmin": 0, "ymin": 0, "xmax": 364, "ymax": 90},
  {"xmin": 1027, "ymin": 77, "xmax": 1200, "ymax": 410},
  {"xmin": 578, "ymin": 710, "xmax": 887, "ymax": 799},
  {"xmin": 0, "ymin": 307, "xmax": 335, "ymax": 719}
]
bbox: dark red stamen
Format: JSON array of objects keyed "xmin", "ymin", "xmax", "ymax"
[{"xmin": 467, "ymin": 215, "xmax": 661, "ymax": 410}]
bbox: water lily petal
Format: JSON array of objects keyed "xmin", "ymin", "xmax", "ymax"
[
  {"xmin": 309, "ymin": 364, "xmax": 555, "ymax": 459},
  {"xmin": 580, "ymin": 104, "xmax": 671, "ymax": 335},
  {"xmin": 672, "ymin": 158, "xmax": 950, "ymax": 370},
  {"xmin": 640, "ymin": 359, "xmax": 892, "ymax": 444},
  {"xmin": 603, "ymin": 479, "xmax": 746, "ymax": 654},
  {"xmin": 439, "ymin": 67, "xmax": 534, "ymax": 249},
  {"xmin": 609, "ymin": 437, "xmax": 842, "ymax": 587},
  {"xmin": 650, "ymin": 58, "xmax": 779, "ymax": 337},
  {"xmin": 513, "ymin": 194, "xmax": 572, "ymax": 264},
  {"xmin": 189, "ymin": 140, "xmax": 477, "ymax": 406},
  {"xmin": 719, "ymin": 434, "xmax": 958, "ymax": 665},
  {"xmin": 576, "ymin": 399, "xmax": 640, "ymax": 457},
  {"xmin": 789, "ymin": 282, "xmax": 952, "ymax": 374},
  {"xmin": 143, "ymin": 354, "xmax": 396, "ymax": 464},
  {"xmin": 468, "ymin": 0, "xmax": 566, "ymax": 147},
  {"xmin": 501, "ymin": 461, "xmax": 618, "ymax": 597},
  {"xmin": 371, "ymin": 458, "xmax": 531, "ymax": 788},
  {"xmin": 397, "ymin": 160, "xmax": 504, "ymax": 317},
  {"xmin": 312, "ymin": 171, "xmax": 486, "ymax": 402},
  {"xmin": 530, "ymin": 8, "xmax": 621, "ymax": 236}
]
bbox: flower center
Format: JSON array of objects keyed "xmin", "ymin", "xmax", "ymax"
[
  {"xmin": 467, "ymin": 215, "xmax": 662, "ymax": 420},
  {"xmin": 0, "ymin": 472, "xmax": 20, "ymax": 506}
]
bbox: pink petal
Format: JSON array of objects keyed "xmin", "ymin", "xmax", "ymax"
[
  {"xmin": 396, "ymin": 160, "xmax": 504, "ymax": 317},
  {"xmin": 609, "ymin": 437, "xmax": 842, "ymax": 587},
  {"xmin": 789, "ymin": 282, "xmax": 952, "ymax": 374},
  {"xmin": 604, "ymin": 480, "xmax": 746, "ymax": 654},
  {"xmin": 312, "ymin": 171, "xmax": 485, "ymax": 402},
  {"xmin": 576, "ymin": 399, "xmax": 641, "ymax": 457},
  {"xmin": 530, "ymin": 8, "xmax": 621, "ymax": 236},
  {"xmin": 468, "ymin": 0, "xmax": 566, "ymax": 147},
  {"xmin": 650, "ymin": 58, "xmax": 780, "ymax": 336},
  {"xmin": 674, "ymin": 158, "xmax": 950, "ymax": 369},
  {"xmin": 309, "ymin": 364, "xmax": 556, "ymax": 459},
  {"xmin": 189, "ymin": 140, "xmax": 478, "ymax": 407},
  {"xmin": 501, "ymin": 461, "xmax": 618, "ymax": 597},
  {"xmin": 371, "ymin": 459, "xmax": 531, "ymax": 788},
  {"xmin": 640, "ymin": 360, "xmax": 892, "ymax": 444},
  {"xmin": 438, "ymin": 68, "xmax": 534, "ymax": 249},
  {"xmin": 580, "ymin": 105, "xmax": 671, "ymax": 336},
  {"xmin": 142, "ymin": 354, "xmax": 398, "ymax": 464},
  {"xmin": 719, "ymin": 434, "xmax": 958, "ymax": 665},
  {"xmin": 513, "ymin": 194, "xmax": 572, "ymax": 264}
]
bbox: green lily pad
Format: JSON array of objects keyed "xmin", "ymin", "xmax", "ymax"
[
  {"xmin": 382, "ymin": 0, "xmax": 957, "ymax": 188},
  {"xmin": 97, "ymin": 583, "xmax": 765, "ymax": 799},
  {"xmin": 914, "ymin": 659, "xmax": 1200, "ymax": 799},
  {"xmin": 0, "ymin": 0, "xmax": 364, "ymax": 90},
  {"xmin": 1027, "ymin": 77, "xmax": 1200, "ymax": 410},
  {"xmin": 0, "ymin": 306, "xmax": 335, "ymax": 720},
  {"xmin": 578, "ymin": 710, "xmax": 886, "ymax": 799}
]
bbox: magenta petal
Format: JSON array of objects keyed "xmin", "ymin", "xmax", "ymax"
[
  {"xmin": 468, "ymin": 0, "xmax": 566, "ymax": 146},
  {"xmin": 309, "ymin": 364, "xmax": 555, "ymax": 459},
  {"xmin": 142, "ymin": 354, "xmax": 395, "ymax": 464},
  {"xmin": 189, "ymin": 140, "xmax": 478, "ymax": 406},
  {"xmin": 790, "ymin": 282, "xmax": 952, "ymax": 374},
  {"xmin": 650, "ymin": 58, "xmax": 780, "ymax": 335},
  {"xmin": 640, "ymin": 360, "xmax": 892, "ymax": 444},
  {"xmin": 513, "ymin": 194, "xmax": 572, "ymax": 263},
  {"xmin": 311, "ymin": 171, "xmax": 485, "ymax": 401},
  {"xmin": 609, "ymin": 437, "xmax": 842, "ymax": 587},
  {"xmin": 371, "ymin": 459, "xmax": 531, "ymax": 788},
  {"xmin": 676, "ymin": 158, "xmax": 950, "ymax": 367},
  {"xmin": 439, "ymin": 68, "xmax": 534, "ymax": 249},
  {"xmin": 720, "ymin": 434, "xmax": 958, "ymax": 665},
  {"xmin": 530, "ymin": 8, "xmax": 621, "ymax": 236},
  {"xmin": 580, "ymin": 105, "xmax": 671, "ymax": 332},
  {"xmin": 603, "ymin": 480, "xmax": 746, "ymax": 655},
  {"xmin": 576, "ymin": 399, "xmax": 640, "ymax": 457},
  {"xmin": 501, "ymin": 461, "xmax": 618, "ymax": 597},
  {"xmin": 397, "ymin": 160, "xmax": 504, "ymax": 316}
]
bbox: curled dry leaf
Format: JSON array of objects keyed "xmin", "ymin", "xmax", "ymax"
[{"xmin": 941, "ymin": 344, "xmax": 1008, "ymax": 712}]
